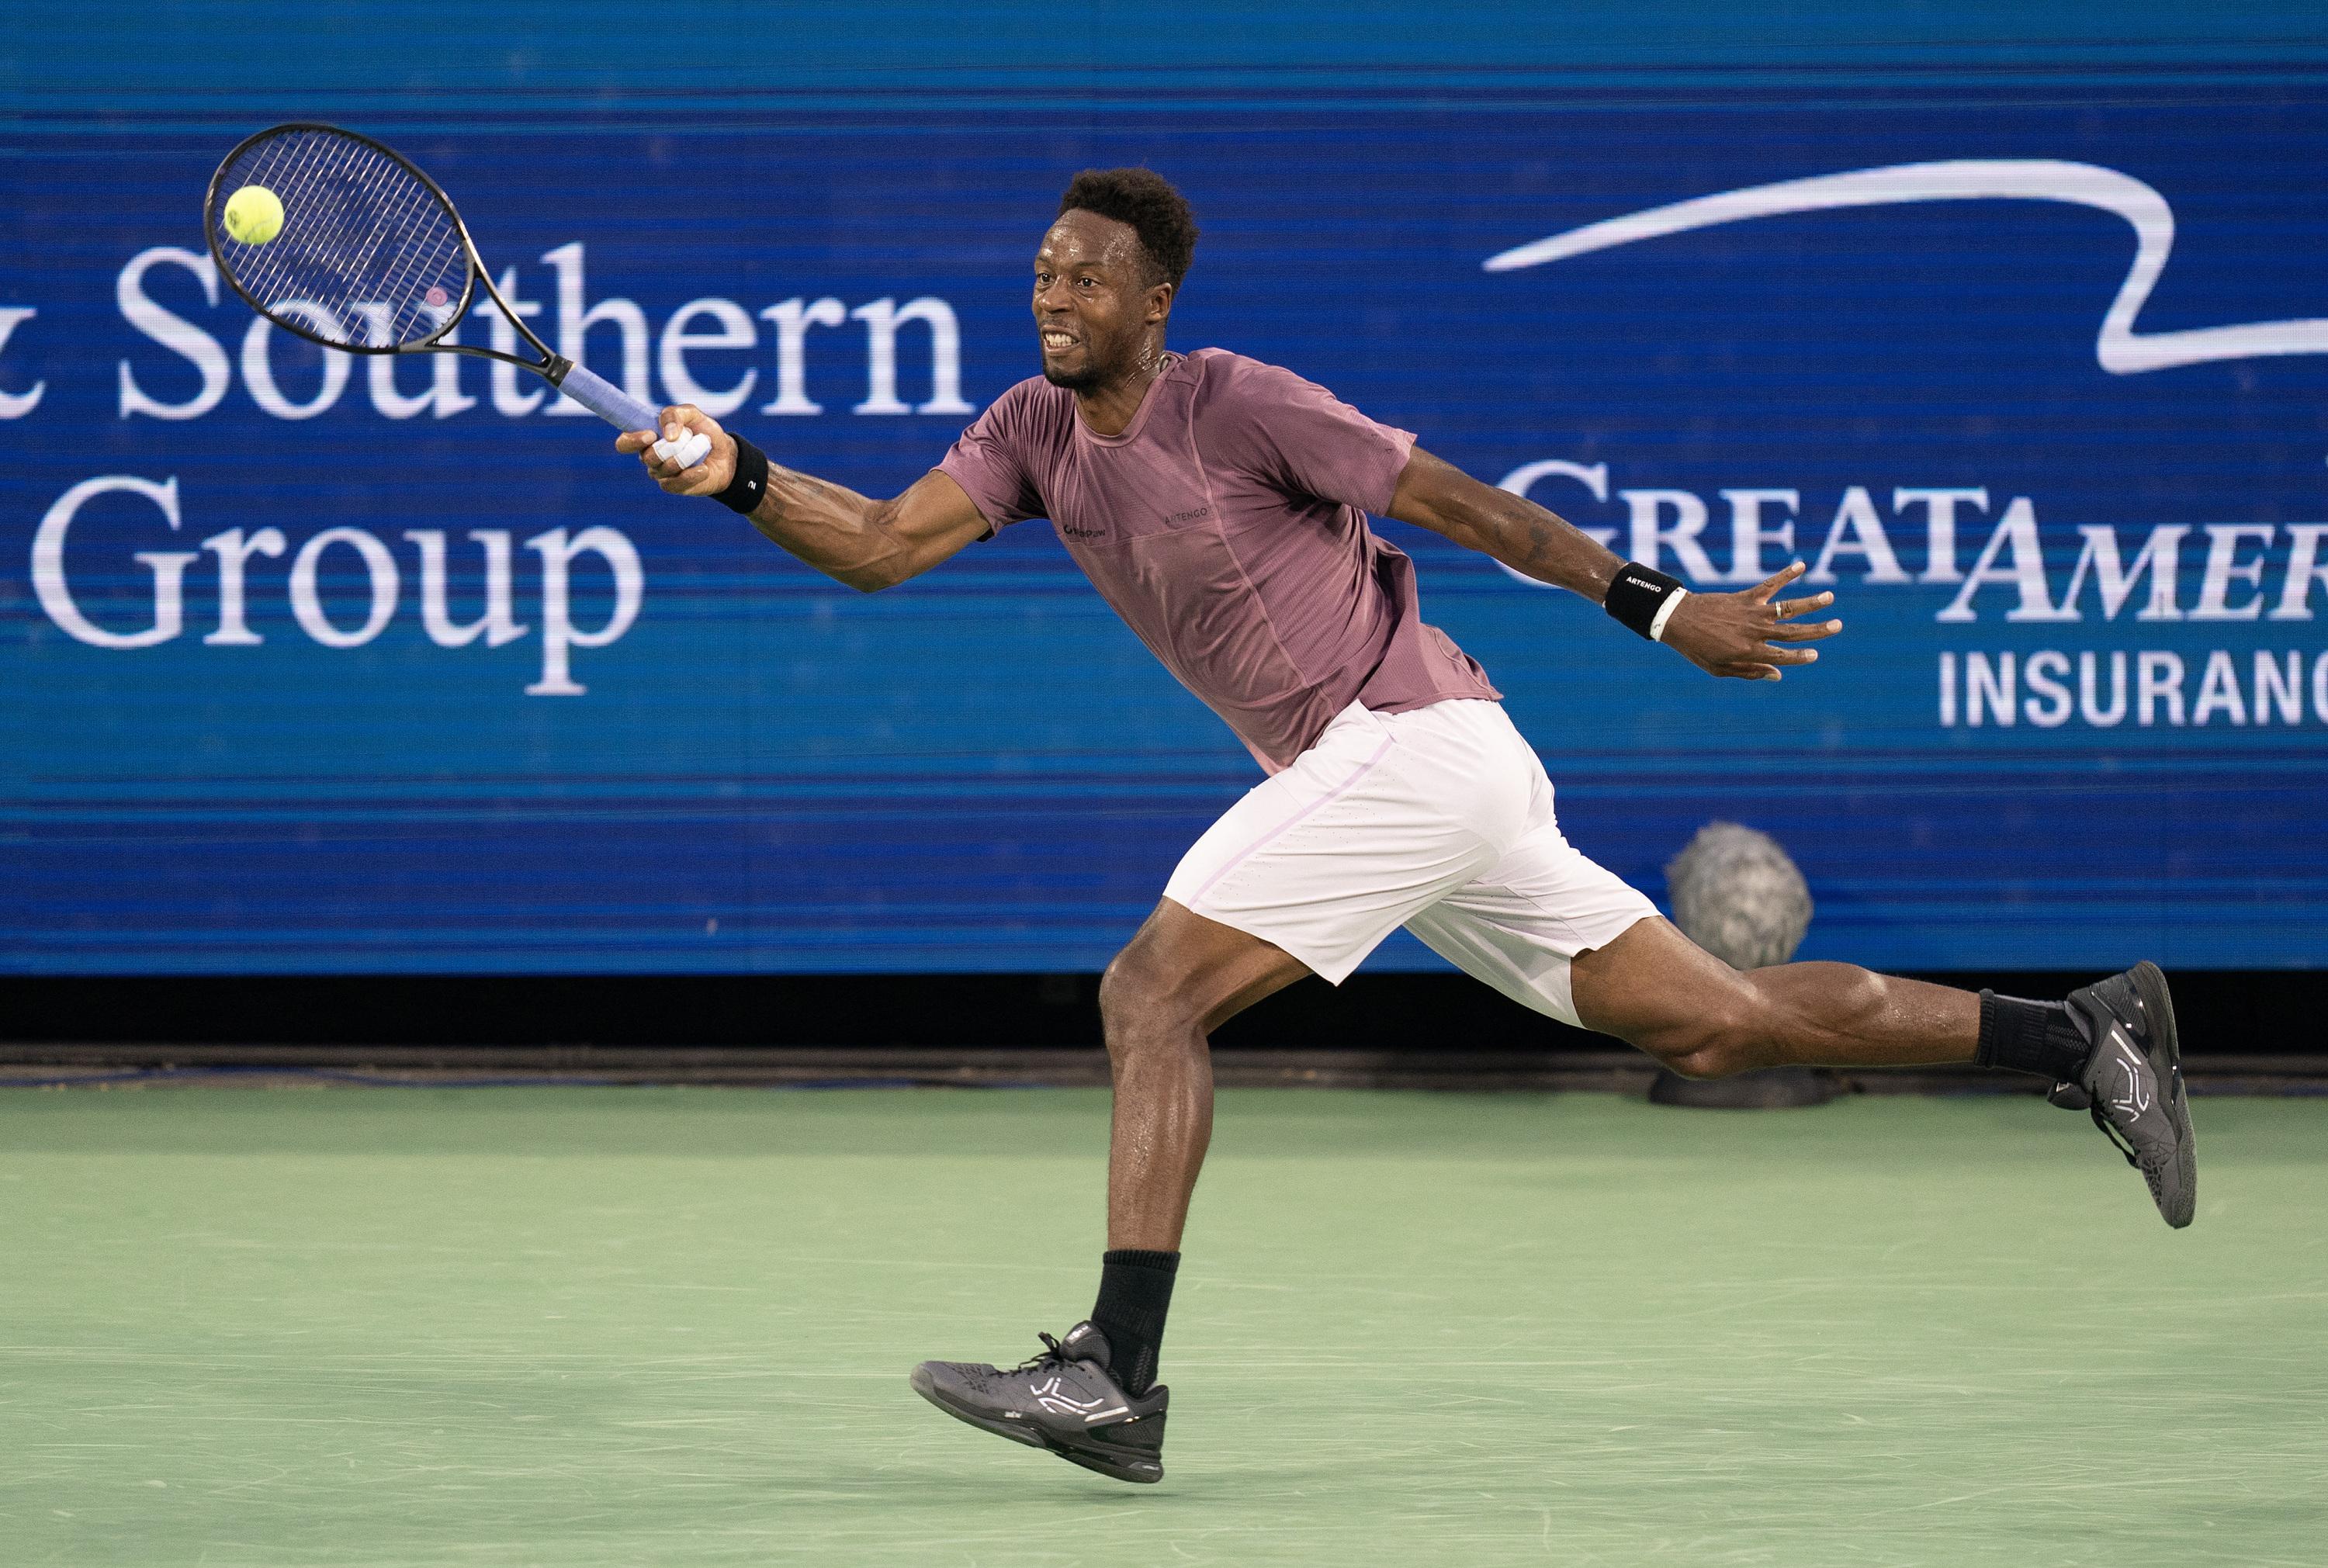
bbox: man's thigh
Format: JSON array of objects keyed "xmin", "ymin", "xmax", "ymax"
[
  {"xmin": 1566, "ymin": 914, "xmax": 1761, "ymax": 1047},
  {"xmin": 1108, "ymin": 898, "xmax": 1313, "ymax": 1033},
  {"xmin": 1403, "ymin": 822, "xmax": 1661, "ymax": 1028}
]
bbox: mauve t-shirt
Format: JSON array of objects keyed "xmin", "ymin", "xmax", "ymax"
[{"xmin": 937, "ymin": 348, "xmax": 1499, "ymax": 772}]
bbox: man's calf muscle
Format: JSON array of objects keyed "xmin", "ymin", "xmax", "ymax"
[{"xmin": 1572, "ymin": 918, "xmax": 1980, "ymax": 1075}]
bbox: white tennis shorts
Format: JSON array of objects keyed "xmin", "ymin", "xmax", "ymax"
[{"xmin": 1162, "ymin": 699, "xmax": 1659, "ymax": 1026}]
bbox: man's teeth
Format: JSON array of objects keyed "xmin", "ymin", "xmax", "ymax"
[{"xmin": 1043, "ymin": 333, "xmax": 1075, "ymax": 348}]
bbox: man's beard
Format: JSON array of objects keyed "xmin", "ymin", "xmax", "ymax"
[{"xmin": 1041, "ymin": 359, "xmax": 1107, "ymax": 393}]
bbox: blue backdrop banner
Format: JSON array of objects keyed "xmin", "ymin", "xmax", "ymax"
[{"xmin": 6, "ymin": 8, "xmax": 2326, "ymax": 972}]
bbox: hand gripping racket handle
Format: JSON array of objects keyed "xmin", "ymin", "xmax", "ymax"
[{"xmin": 557, "ymin": 362, "xmax": 714, "ymax": 469}]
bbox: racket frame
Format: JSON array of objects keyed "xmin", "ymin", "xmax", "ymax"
[{"xmin": 204, "ymin": 121, "xmax": 584, "ymax": 386}]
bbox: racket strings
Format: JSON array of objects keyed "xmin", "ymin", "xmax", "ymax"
[
  {"xmin": 213, "ymin": 128, "xmax": 469, "ymax": 349},
  {"xmin": 222, "ymin": 131, "xmax": 347, "ymax": 316},
  {"xmin": 352, "ymin": 150, "xmax": 445, "ymax": 327}
]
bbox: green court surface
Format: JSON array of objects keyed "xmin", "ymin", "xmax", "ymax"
[{"xmin": 5, "ymin": 1085, "xmax": 2324, "ymax": 1567}]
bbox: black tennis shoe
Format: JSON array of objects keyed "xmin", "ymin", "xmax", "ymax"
[
  {"xmin": 910, "ymin": 1321, "xmax": 1169, "ymax": 1483},
  {"xmin": 2047, "ymin": 961, "xmax": 2196, "ymax": 1228}
]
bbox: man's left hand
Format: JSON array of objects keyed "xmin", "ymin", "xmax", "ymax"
[{"xmin": 1658, "ymin": 562, "xmax": 1842, "ymax": 682}]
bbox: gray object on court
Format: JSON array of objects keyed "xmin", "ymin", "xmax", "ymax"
[
  {"xmin": 1663, "ymin": 821, "xmax": 1814, "ymax": 971},
  {"xmin": 1649, "ymin": 822, "xmax": 1833, "ymax": 1109}
]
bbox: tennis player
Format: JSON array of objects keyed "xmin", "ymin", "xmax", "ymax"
[{"xmin": 619, "ymin": 169, "xmax": 2195, "ymax": 1484}]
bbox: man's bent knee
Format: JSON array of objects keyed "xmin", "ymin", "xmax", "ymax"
[
  {"xmin": 1099, "ymin": 931, "xmax": 1217, "ymax": 1059},
  {"xmin": 1099, "ymin": 947, "xmax": 1175, "ymax": 1033},
  {"xmin": 1575, "ymin": 918, "xmax": 1787, "ymax": 1078},
  {"xmin": 1100, "ymin": 900, "xmax": 1310, "ymax": 1054},
  {"xmin": 1630, "ymin": 999, "xmax": 1780, "ymax": 1079}
]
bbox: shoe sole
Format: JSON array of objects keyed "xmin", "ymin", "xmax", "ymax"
[
  {"xmin": 908, "ymin": 1368, "xmax": 1163, "ymax": 1483},
  {"xmin": 2130, "ymin": 960, "xmax": 2197, "ymax": 1228}
]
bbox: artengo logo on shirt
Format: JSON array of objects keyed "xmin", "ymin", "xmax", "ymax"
[{"xmin": 1164, "ymin": 504, "xmax": 1214, "ymax": 525}]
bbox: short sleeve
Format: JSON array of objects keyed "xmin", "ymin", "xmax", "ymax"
[
  {"xmin": 937, "ymin": 380, "xmax": 1048, "ymax": 538},
  {"xmin": 1199, "ymin": 355, "xmax": 1416, "ymax": 516}
]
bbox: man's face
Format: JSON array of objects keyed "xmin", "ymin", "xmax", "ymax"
[{"xmin": 1033, "ymin": 209, "xmax": 1166, "ymax": 392}]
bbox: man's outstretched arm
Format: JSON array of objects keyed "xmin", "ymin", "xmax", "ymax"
[
  {"xmin": 1386, "ymin": 446, "xmax": 1843, "ymax": 681},
  {"xmin": 618, "ymin": 403, "xmax": 992, "ymax": 593}
]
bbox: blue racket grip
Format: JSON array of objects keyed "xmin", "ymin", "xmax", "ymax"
[{"xmin": 558, "ymin": 362, "xmax": 712, "ymax": 469}]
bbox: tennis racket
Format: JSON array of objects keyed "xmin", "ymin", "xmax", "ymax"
[{"xmin": 203, "ymin": 123, "xmax": 712, "ymax": 469}]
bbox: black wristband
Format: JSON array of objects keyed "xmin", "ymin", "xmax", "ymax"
[
  {"xmin": 1604, "ymin": 560, "xmax": 1685, "ymax": 639},
  {"xmin": 713, "ymin": 434, "xmax": 770, "ymax": 516}
]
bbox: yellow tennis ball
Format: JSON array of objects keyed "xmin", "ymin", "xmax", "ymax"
[{"xmin": 223, "ymin": 184, "xmax": 285, "ymax": 245}]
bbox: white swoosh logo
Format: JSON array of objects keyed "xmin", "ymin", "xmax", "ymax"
[{"xmin": 1482, "ymin": 159, "xmax": 2328, "ymax": 376}]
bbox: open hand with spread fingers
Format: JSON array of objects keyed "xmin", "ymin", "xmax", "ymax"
[
  {"xmin": 615, "ymin": 403, "xmax": 738, "ymax": 498},
  {"xmin": 1657, "ymin": 561, "xmax": 1843, "ymax": 681}
]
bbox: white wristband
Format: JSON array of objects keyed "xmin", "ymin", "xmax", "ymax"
[{"xmin": 1647, "ymin": 587, "xmax": 1689, "ymax": 643}]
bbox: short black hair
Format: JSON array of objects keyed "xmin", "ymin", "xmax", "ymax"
[{"xmin": 1058, "ymin": 168, "xmax": 1199, "ymax": 290}]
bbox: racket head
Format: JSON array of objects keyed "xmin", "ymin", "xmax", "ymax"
[{"xmin": 204, "ymin": 123, "xmax": 480, "ymax": 356}]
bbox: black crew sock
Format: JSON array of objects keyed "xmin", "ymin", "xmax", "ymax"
[
  {"xmin": 1976, "ymin": 990, "xmax": 2095, "ymax": 1082},
  {"xmin": 1091, "ymin": 1249, "xmax": 1179, "ymax": 1398}
]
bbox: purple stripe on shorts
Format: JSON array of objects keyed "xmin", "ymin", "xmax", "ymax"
[{"xmin": 1188, "ymin": 734, "xmax": 1396, "ymax": 905}]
